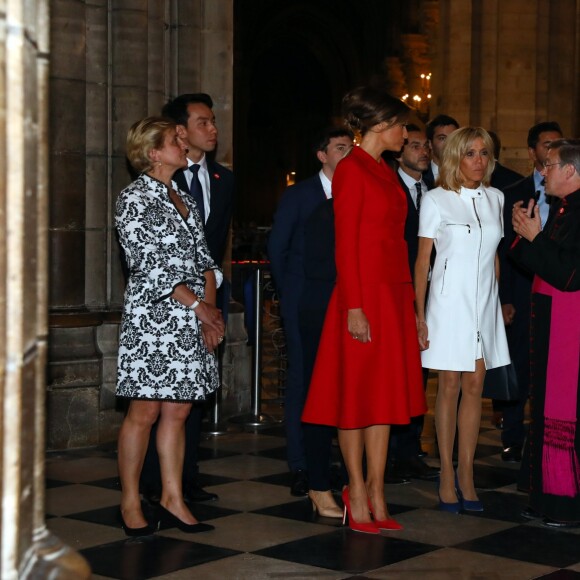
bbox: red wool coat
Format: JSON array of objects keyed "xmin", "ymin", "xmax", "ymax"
[{"xmin": 302, "ymin": 146, "xmax": 427, "ymax": 429}]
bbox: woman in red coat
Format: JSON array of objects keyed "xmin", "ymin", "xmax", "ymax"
[{"xmin": 302, "ymin": 87, "xmax": 427, "ymax": 533}]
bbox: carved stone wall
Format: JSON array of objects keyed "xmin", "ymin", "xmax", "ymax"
[{"xmin": 47, "ymin": 0, "xmax": 239, "ymax": 449}]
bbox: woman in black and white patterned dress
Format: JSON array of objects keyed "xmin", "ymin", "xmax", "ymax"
[{"xmin": 116, "ymin": 117, "xmax": 225, "ymax": 536}]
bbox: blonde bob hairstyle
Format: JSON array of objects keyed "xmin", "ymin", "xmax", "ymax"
[
  {"xmin": 438, "ymin": 127, "xmax": 496, "ymax": 192},
  {"xmin": 126, "ymin": 116, "xmax": 177, "ymax": 173}
]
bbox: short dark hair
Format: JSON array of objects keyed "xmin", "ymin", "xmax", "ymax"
[
  {"xmin": 313, "ymin": 126, "xmax": 354, "ymax": 153},
  {"xmin": 405, "ymin": 123, "xmax": 423, "ymax": 134},
  {"xmin": 527, "ymin": 121, "xmax": 563, "ymax": 149},
  {"xmin": 426, "ymin": 114, "xmax": 459, "ymax": 141},
  {"xmin": 161, "ymin": 93, "xmax": 214, "ymax": 126}
]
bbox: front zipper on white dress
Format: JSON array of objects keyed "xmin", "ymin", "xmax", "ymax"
[{"xmin": 472, "ymin": 197, "xmax": 483, "ymax": 360}]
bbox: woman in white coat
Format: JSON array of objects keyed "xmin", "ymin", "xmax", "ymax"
[{"xmin": 414, "ymin": 127, "xmax": 510, "ymax": 513}]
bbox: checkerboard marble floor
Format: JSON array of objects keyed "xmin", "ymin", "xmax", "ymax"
[{"xmin": 46, "ymin": 396, "xmax": 580, "ymax": 579}]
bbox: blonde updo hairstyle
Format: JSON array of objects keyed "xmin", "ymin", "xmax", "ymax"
[
  {"xmin": 342, "ymin": 86, "xmax": 410, "ymax": 139},
  {"xmin": 126, "ymin": 116, "xmax": 177, "ymax": 173},
  {"xmin": 438, "ymin": 127, "xmax": 496, "ymax": 192}
]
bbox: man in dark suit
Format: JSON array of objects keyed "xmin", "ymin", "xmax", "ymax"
[
  {"xmin": 499, "ymin": 121, "xmax": 562, "ymax": 464},
  {"xmin": 423, "ymin": 115, "xmax": 459, "ymax": 189},
  {"xmin": 268, "ymin": 127, "xmax": 353, "ymax": 496},
  {"xmin": 141, "ymin": 93, "xmax": 234, "ymax": 503},
  {"xmin": 388, "ymin": 125, "xmax": 438, "ymax": 481}
]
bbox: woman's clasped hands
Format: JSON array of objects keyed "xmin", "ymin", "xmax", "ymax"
[{"xmin": 195, "ymin": 301, "xmax": 225, "ymax": 353}]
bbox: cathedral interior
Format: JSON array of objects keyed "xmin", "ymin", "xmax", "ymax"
[{"xmin": 1, "ymin": 0, "xmax": 579, "ymax": 577}]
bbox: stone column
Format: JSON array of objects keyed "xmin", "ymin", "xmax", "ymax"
[
  {"xmin": 433, "ymin": 0, "xmax": 580, "ymax": 173},
  {"xmin": 0, "ymin": 2, "xmax": 90, "ymax": 577}
]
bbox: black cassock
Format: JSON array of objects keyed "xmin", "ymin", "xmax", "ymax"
[{"xmin": 511, "ymin": 188, "xmax": 580, "ymax": 523}]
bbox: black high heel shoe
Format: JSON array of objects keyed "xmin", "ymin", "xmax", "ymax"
[
  {"xmin": 158, "ymin": 505, "xmax": 215, "ymax": 533},
  {"xmin": 119, "ymin": 510, "xmax": 158, "ymax": 537}
]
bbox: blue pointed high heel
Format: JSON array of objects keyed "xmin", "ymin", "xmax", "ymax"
[
  {"xmin": 438, "ymin": 493, "xmax": 461, "ymax": 514},
  {"xmin": 455, "ymin": 474, "xmax": 483, "ymax": 512},
  {"xmin": 437, "ymin": 473, "xmax": 460, "ymax": 513}
]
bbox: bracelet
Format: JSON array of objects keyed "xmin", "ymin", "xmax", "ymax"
[
  {"xmin": 417, "ymin": 320, "xmax": 427, "ymax": 325},
  {"xmin": 188, "ymin": 299, "xmax": 202, "ymax": 310}
]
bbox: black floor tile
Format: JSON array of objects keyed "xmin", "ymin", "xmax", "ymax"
[
  {"xmin": 85, "ymin": 477, "xmax": 122, "ymax": 491},
  {"xmin": 474, "ymin": 463, "xmax": 519, "ymax": 489},
  {"xmin": 464, "ymin": 490, "xmax": 528, "ymax": 522},
  {"xmin": 251, "ymin": 424, "xmax": 286, "ymax": 438},
  {"xmin": 66, "ymin": 504, "xmax": 152, "ymax": 529},
  {"xmin": 251, "ymin": 471, "xmax": 294, "ymax": 487},
  {"xmin": 81, "ymin": 536, "xmax": 240, "ymax": 579},
  {"xmin": 474, "ymin": 443, "xmax": 502, "ymax": 459},
  {"xmin": 455, "ymin": 525, "xmax": 580, "ymax": 568},
  {"xmin": 254, "ymin": 528, "xmax": 439, "ymax": 573},
  {"xmin": 195, "ymin": 472, "xmax": 240, "ymax": 487},
  {"xmin": 249, "ymin": 445, "xmax": 287, "ymax": 461},
  {"xmin": 252, "ymin": 498, "xmax": 341, "ymax": 525},
  {"xmin": 196, "ymin": 446, "xmax": 240, "ymax": 462},
  {"xmin": 253, "ymin": 497, "xmax": 416, "ymax": 525},
  {"xmin": 45, "ymin": 478, "xmax": 72, "ymax": 489}
]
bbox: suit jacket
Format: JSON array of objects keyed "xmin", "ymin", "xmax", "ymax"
[
  {"xmin": 299, "ymin": 198, "xmax": 336, "ymax": 312},
  {"xmin": 267, "ymin": 174, "xmax": 327, "ymax": 315},
  {"xmin": 499, "ymin": 175, "xmax": 535, "ymax": 307},
  {"xmin": 397, "ymin": 174, "xmax": 421, "ymax": 275},
  {"xmin": 174, "ymin": 160, "xmax": 234, "ymax": 266},
  {"xmin": 422, "ymin": 164, "xmax": 436, "ymax": 191},
  {"xmin": 491, "ymin": 161, "xmax": 524, "ymax": 193}
]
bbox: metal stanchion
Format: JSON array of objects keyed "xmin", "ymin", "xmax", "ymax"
[
  {"xmin": 230, "ymin": 267, "xmax": 279, "ymax": 428},
  {"xmin": 203, "ymin": 360, "xmax": 229, "ymax": 436}
]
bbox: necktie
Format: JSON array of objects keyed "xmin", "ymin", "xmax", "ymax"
[
  {"xmin": 415, "ymin": 182, "xmax": 422, "ymax": 211},
  {"xmin": 535, "ymin": 179, "xmax": 546, "ymax": 204},
  {"xmin": 188, "ymin": 165, "xmax": 205, "ymax": 223}
]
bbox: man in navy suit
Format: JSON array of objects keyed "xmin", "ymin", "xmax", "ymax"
[
  {"xmin": 141, "ymin": 93, "xmax": 234, "ymax": 503},
  {"xmin": 499, "ymin": 121, "xmax": 562, "ymax": 465},
  {"xmin": 268, "ymin": 127, "xmax": 353, "ymax": 496},
  {"xmin": 423, "ymin": 114, "xmax": 459, "ymax": 189},
  {"xmin": 389, "ymin": 124, "xmax": 439, "ymax": 481}
]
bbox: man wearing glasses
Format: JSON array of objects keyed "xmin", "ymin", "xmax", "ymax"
[{"xmin": 510, "ymin": 138, "xmax": 580, "ymax": 527}]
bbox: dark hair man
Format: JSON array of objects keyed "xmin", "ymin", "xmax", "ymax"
[
  {"xmin": 268, "ymin": 127, "xmax": 353, "ymax": 496},
  {"xmin": 498, "ymin": 121, "xmax": 563, "ymax": 466},
  {"xmin": 387, "ymin": 125, "xmax": 439, "ymax": 481},
  {"xmin": 424, "ymin": 114, "xmax": 460, "ymax": 189}
]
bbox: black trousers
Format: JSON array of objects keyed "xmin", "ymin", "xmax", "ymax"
[
  {"xmin": 299, "ymin": 301, "xmax": 346, "ymax": 490},
  {"xmin": 388, "ymin": 367, "xmax": 429, "ymax": 461}
]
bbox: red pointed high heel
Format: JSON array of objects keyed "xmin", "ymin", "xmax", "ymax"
[
  {"xmin": 367, "ymin": 498, "xmax": 403, "ymax": 530},
  {"xmin": 341, "ymin": 487, "xmax": 380, "ymax": 534}
]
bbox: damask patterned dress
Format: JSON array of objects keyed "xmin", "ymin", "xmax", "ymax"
[{"xmin": 115, "ymin": 173, "xmax": 222, "ymax": 401}]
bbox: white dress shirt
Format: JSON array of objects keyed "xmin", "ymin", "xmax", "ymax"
[
  {"xmin": 398, "ymin": 168, "xmax": 427, "ymax": 209},
  {"xmin": 319, "ymin": 169, "xmax": 332, "ymax": 199}
]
